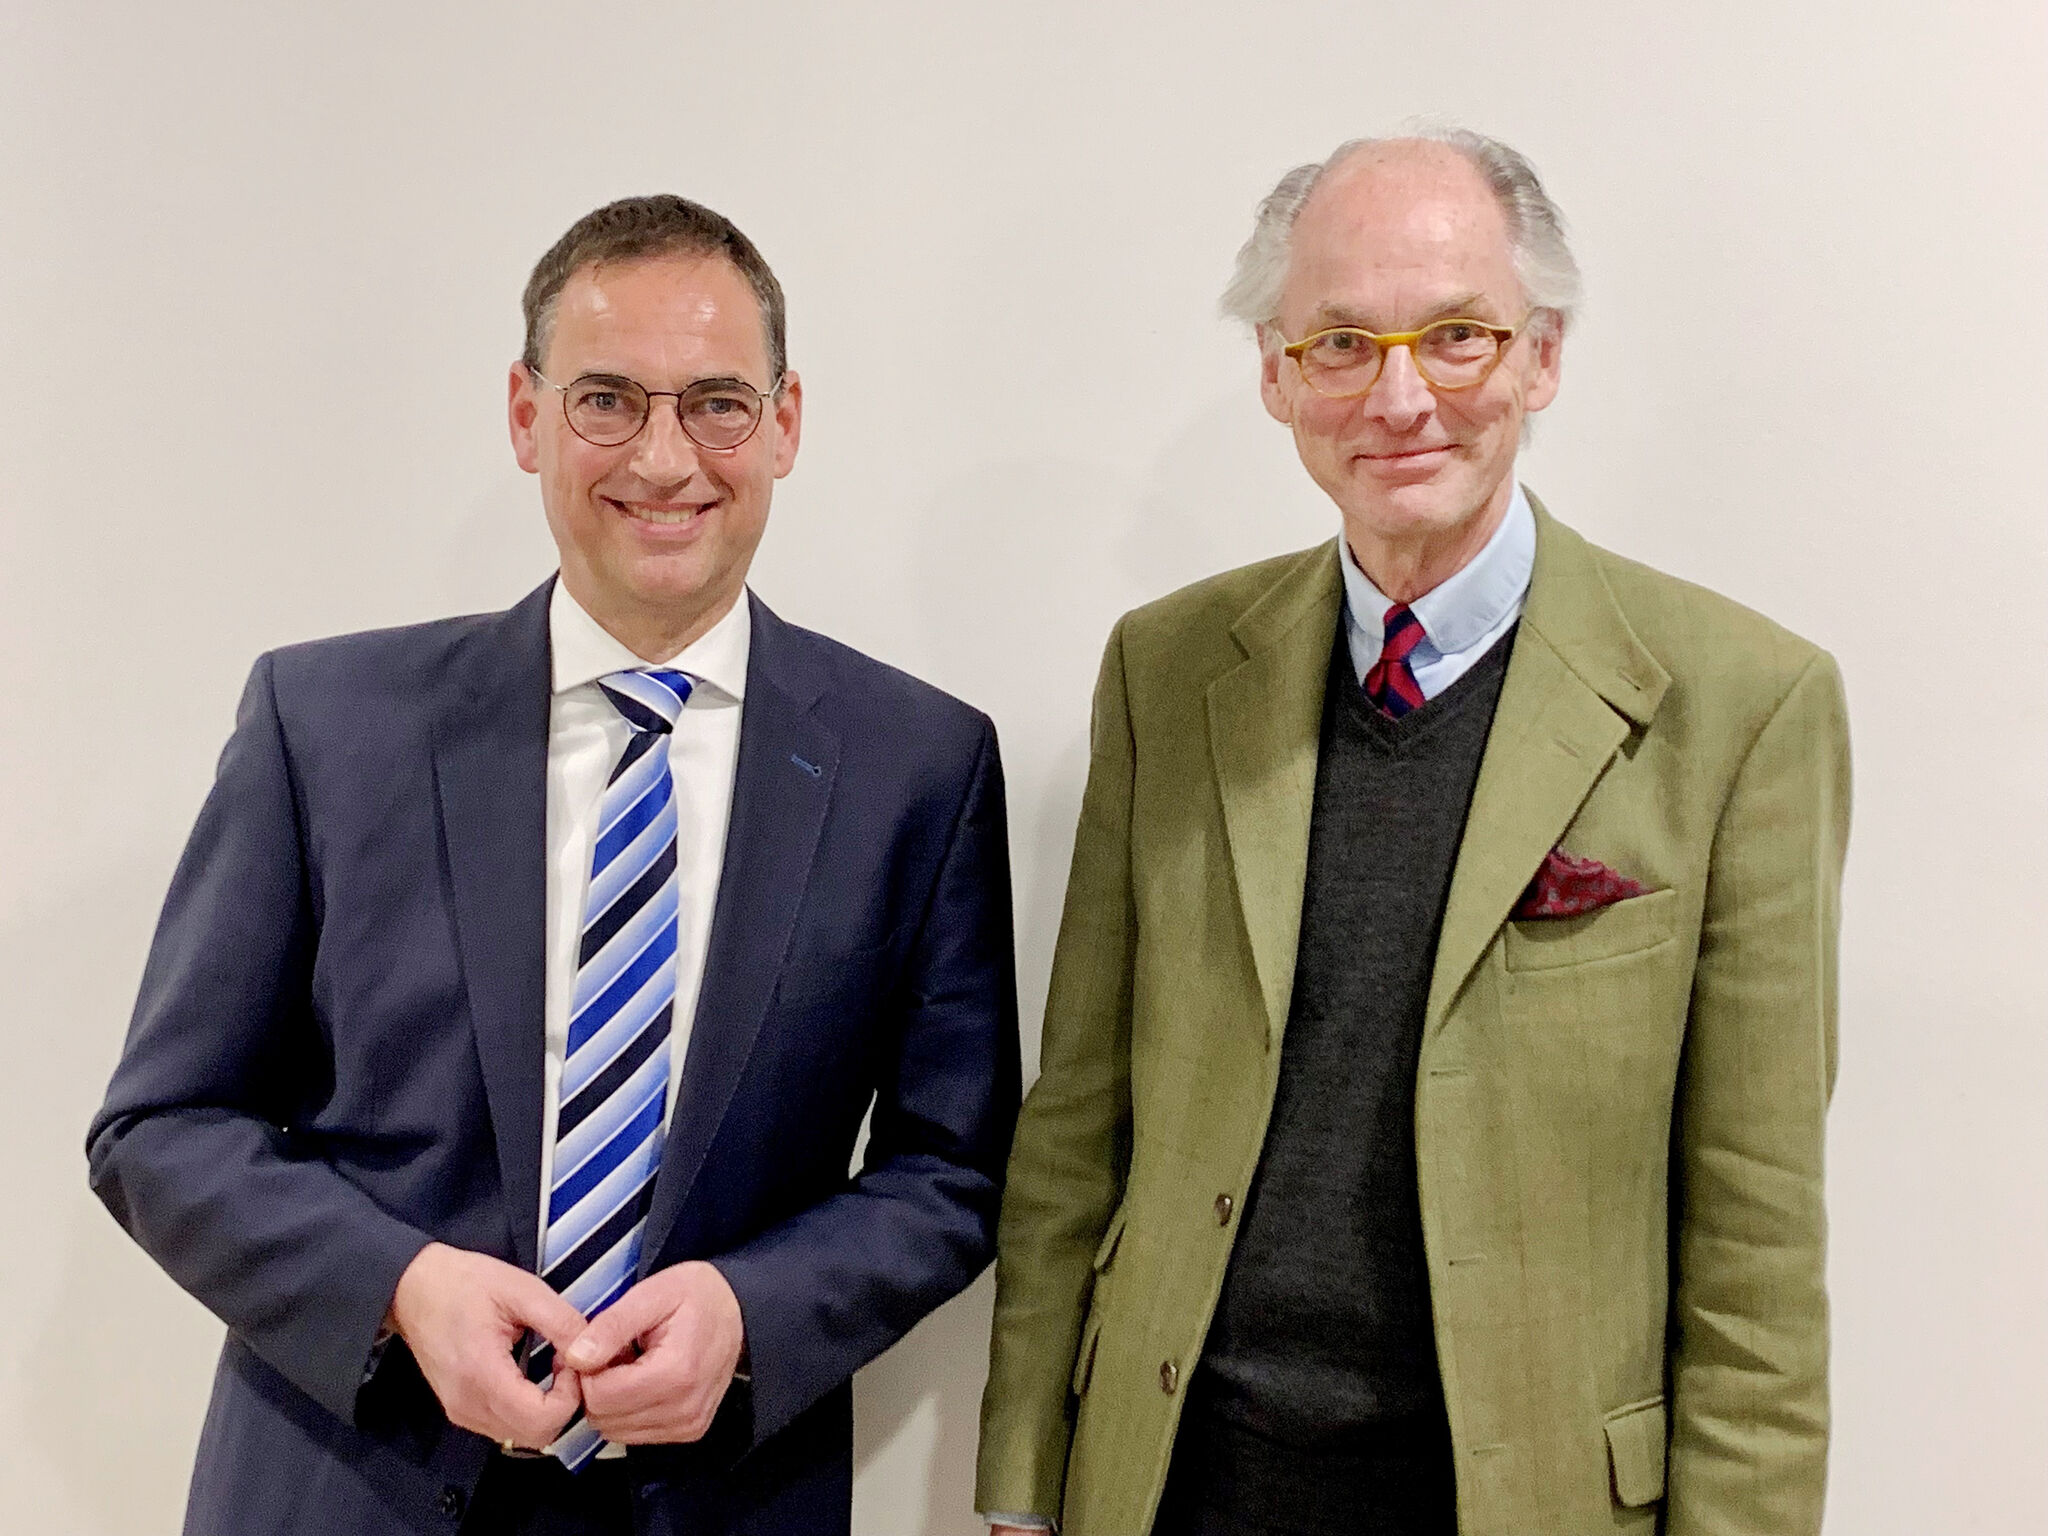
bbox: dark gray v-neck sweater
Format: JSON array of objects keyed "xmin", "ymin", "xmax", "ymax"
[{"xmin": 1180, "ymin": 619, "xmax": 1515, "ymax": 1512}]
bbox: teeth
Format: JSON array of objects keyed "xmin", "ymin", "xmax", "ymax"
[{"xmin": 630, "ymin": 506, "xmax": 699, "ymax": 524}]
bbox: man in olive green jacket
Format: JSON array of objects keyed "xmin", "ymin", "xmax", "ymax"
[{"xmin": 978, "ymin": 131, "xmax": 1848, "ymax": 1536}]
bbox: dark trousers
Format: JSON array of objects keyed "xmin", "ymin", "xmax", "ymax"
[
  {"xmin": 1152, "ymin": 1401, "xmax": 1459, "ymax": 1536},
  {"xmin": 461, "ymin": 1455, "xmax": 636, "ymax": 1536}
]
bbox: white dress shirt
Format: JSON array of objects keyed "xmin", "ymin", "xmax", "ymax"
[
  {"xmin": 538, "ymin": 581, "xmax": 749, "ymax": 1252},
  {"xmin": 1338, "ymin": 481, "xmax": 1536, "ymax": 697}
]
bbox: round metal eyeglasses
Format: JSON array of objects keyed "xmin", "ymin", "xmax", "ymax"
[
  {"xmin": 527, "ymin": 366, "xmax": 783, "ymax": 451},
  {"xmin": 1281, "ymin": 315, "xmax": 1530, "ymax": 398}
]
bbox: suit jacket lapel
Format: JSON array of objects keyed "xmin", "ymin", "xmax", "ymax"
[
  {"xmin": 639, "ymin": 593, "xmax": 840, "ymax": 1268},
  {"xmin": 432, "ymin": 580, "xmax": 554, "ymax": 1272},
  {"xmin": 1207, "ymin": 545, "xmax": 1344, "ymax": 1042},
  {"xmin": 1423, "ymin": 500, "xmax": 1671, "ymax": 1035}
]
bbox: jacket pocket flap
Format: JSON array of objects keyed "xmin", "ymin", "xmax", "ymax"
[
  {"xmin": 1091, "ymin": 1202, "xmax": 1130, "ymax": 1272},
  {"xmin": 1505, "ymin": 887, "xmax": 1679, "ymax": 972},
  {"xmin": 1603, "ymin": 1396, "xmax": 1668, "ymax": 1508}
]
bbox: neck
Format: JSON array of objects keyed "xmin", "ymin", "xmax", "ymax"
[
  {"xmin": 568, "ymin": 578, "xmax": 743, "ymax": 664},
  {"xmin": 1344, "ymin": 482, "xmax": 1513, "ymax": 605}
]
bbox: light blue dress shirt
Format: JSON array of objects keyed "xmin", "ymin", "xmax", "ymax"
[{"xmin": 1339, "ymin": 481, "xmax": 1535, "ymax": 699}]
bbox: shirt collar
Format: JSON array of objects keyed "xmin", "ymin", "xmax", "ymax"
[
  {"xmin": 548, "ymin": 580, "xmax": 751, "ymax": 702},
  {"xmin": 1339, "ymin": 481, "xmax": 1536, "ymax": 658}
]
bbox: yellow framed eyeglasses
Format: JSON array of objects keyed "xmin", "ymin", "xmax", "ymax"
[{"xmin": 1281, "ymin": 315, "xmax": 1528, "ymax": 398}]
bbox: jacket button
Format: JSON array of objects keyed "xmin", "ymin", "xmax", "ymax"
[
  {"xmin": 1159, "ymin": 1359, "xmax": 1179, "ymax": 1394},
  {"xmin": 437, "ymin": 1486, "xmax": 465, "ymax": 1520},
  {"xmin": 1214, "ymin": 1193, "xmax": 1234, "ymax": 1225}
]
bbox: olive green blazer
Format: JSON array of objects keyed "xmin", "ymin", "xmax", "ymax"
[{"xmin": 977, "ymin": 500, "xmax": 1849, "ymax": 1535}]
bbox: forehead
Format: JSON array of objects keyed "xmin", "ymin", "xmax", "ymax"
[
  {"xmin": 1281, "ymin": 143, "xmax": 1524, "ymax": 328},
  {"xmin": 545, "ymin": 254, "xmax": 769, "ymax": 382}
]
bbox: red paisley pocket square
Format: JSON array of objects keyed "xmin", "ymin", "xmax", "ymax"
[{"xmin": 1512, "ymin": 847, "xmax": 1647, "ymax": 919}]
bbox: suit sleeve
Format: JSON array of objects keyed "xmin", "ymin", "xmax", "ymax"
[
  {"xmin": 975, "ymin": 623, "xmax": 1138, "ymax": 1521},
  {"xmin": 86, "ymin": 656, "xmax": 434, "ymax": 1425},
  {"xmin": 712, "ymin": 715, "xmax": 1022, "ymax": 1448},
  {"xmin": 1666, "ymin": 651, "xmax": 1850, "ymax": 1535}
]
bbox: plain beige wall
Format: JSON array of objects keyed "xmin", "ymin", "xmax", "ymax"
[{"xmin": 5, "ymin": 2, "xmax": 2044, "ymax": 1531}]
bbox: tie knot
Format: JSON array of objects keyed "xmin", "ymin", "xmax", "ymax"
[
  {"xmin": 1379, "ymin": 604, "xmax": 1426, "ymax": 664},
  {"xmin": 597, "ymin": 668, "xmax": 694, "ymax": 734}
]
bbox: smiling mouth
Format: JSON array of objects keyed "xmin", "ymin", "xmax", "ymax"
[
  {"xmin": 609, "ymin": 497, "xmax": 714, "ymax": 525},
  {"xmin": 1362, "ymin": 445, "xmax": 1452, "ymax": 462}
]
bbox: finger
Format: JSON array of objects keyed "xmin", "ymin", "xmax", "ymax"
[
  {"xmin": 541, "ymin": 1365, "xmax": 583, "ymax": 1416},
  {"xmin": 579, "ymin": 1351, "xmax": 653, "ymax": 1418},
  {"xmin": 583, "ymin": 1402, "xmax": 694, "ymax": 1444},
  {"xmin": 528, "ymin": 1365, "xmax": 584, "ymax": 1442},
  {"xmin": 459, "ymin": 1305, "xmax": 581, "ymax": 1443},
  {"xmin": 586, "ymin": 1414, "xmax": 672, "ymax": 1445},
  {"xmin": 502, "ymin": 1271, "xmax": 590, "ymax": 1356},
  {"xmin": 589, "ymin": 1340, "xmax": 730, "ymax": 1426},
  {"xmin": 586, "ymin": 1385, "xmax": 722, "ymax": 1445},
  {"xmin": 495, "ymin": 1364, "xmax": 584, "ymax": 1448},
  {"xmin": 562, "ymin": 1287, "xmax": 663, "ymax": 1373}
]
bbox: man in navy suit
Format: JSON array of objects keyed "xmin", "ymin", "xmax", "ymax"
[{"xmin": 88, "ymin": 195, "xmax": 1020, "ymax": 1535}]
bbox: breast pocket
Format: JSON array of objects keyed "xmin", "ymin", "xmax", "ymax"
[
  {"xmin": 1498, "ymin": 887, "xmax": 1691, "ymax": 1135},
  {"xmin": 1503, "ymin": 887, "xmax": 1680, "ymax": 972}
]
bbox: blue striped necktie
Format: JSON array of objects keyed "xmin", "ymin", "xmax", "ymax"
[{"xmin": 535, "ymin": 666, "xmax": 693, "ymax": 1469}]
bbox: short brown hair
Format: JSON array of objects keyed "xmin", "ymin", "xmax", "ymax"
[{"xmin": 520, "ymin": 194, "xmax": 787, "ymax": 382}]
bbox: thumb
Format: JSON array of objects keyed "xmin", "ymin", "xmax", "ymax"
[{"xmin": 563, "ymin": 1292, "xmax": 654, "ymax": 1373}]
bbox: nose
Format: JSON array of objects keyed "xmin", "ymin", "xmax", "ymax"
[
  {"xmin": 1362, "ymin": 343, "xmax": 1435, "ymax": 428},
  {"xmin": 629, "ymin": 399, "xmax": 703, "ymax": 486}
]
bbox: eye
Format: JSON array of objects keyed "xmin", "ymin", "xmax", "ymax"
[
  {"xmin": 570, "ymin": 381, "xmax": 641, "ymax": 417},
  {"xmin": 1308, "ymin": 329, "xmax": 1376, "ymax": 367},
  {"xmin": 1419, "ymin": 321, "xmax": 1499, "ymax": 364},
  {"xmin": 683, "ymin": 388, "xmax": 761, "ymax": 425},
  {"xmin": 679, "ymin": 387, "xmax": 764, "ymax": 447}
]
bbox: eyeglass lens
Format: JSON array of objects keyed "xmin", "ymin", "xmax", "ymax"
[
  {"xmin": 1300, "ymin": 321, "xmax": 1504, "ymax": 394},
  {"xmin": 563, "ymin": 376, "xmax": 767, "ymax": 450}
]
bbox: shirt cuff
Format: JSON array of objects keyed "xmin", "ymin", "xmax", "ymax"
[{"xmin": 981, "ymin": 1516, "xmax": 1056, "ymax": 1531}]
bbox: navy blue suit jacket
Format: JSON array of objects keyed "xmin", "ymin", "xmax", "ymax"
[{"xmin": 88, "ymin": 581, "xmax": 1020, "ymax": 1535}]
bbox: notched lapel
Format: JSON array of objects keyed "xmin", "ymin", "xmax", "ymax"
[
  {"xmin": 1424, "ymin": 504, "xmax": 1670, "ymax": 1035},
  {"xmin": 639, "ymin": 598, "xmax": 839, "ymax": 1267},
  {"xmin": 431, "ymin": 584, "xmax": 553, "ymax": 1272},
  {"xmin": 1424, "ymin": 629, "xmax": 1628, "ymax": 1033},
  {"xmin": 1207, "ymin": 545, "xmax": 1343, "ymax": 1042}
]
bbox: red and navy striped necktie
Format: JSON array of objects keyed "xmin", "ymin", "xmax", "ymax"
[{"xmin": 1363, "ymin": 603, "xmax": 1427, "ymax": 718}]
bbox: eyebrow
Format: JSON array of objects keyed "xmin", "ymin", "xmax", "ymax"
[
  {"xmin": 573, "ymin": 369, "xmax": 761, "ymax": 392},
  {"xmin": 1307, "ymin": 293, "xmax": 1502, "ymax": 330}
]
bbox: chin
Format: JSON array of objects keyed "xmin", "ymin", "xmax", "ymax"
[
  {"xmin": 635, "ymin": 575, "xmax": 725, "ymax": 615},
  {"xmin": 1347, "ymin": 498, "xmax": 1466, "ymax": 543}
]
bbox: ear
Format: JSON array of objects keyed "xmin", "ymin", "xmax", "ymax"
[
  {"xmin": 770, "ymin": 370, "xmax": 804, "ymax": 479},
  {"xmin": 1257, "ymin": 328, "xmax": 1294, "ymax": 425},
  {"xmin": 1520, "ymin": 313, "xmax": 1564, "ymax": 415},
  {"xmin": 509, "ymin": 362, "xmax": 543, "ymax": 474}
]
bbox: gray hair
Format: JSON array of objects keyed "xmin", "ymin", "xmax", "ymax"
[{"xmin": 1219, "ymin": 126, "xmax": 1581, "ymax": 341}]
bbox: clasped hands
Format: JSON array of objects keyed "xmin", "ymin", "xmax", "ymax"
[{"xmin": 387, "ymin": 1243, "xmax": 745, "ymax": 1450}]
